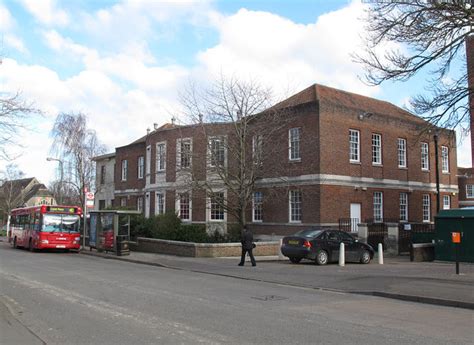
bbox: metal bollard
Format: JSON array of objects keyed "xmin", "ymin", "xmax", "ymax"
[
  {"xmin": 278, "ymin": 238, "xmax": 285, "ymax": 260},
  {"xmin": 339, "ymin": 242, "xmax": 345, "ymax": 267},
  {"xmin": 378, "ymin": 243, "xmax": 384, "ymax": 264}
]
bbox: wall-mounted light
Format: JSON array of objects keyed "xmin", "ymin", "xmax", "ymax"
[{"xmin": 358, "ymin": 112, "xmax": 373, "ymax": 120}]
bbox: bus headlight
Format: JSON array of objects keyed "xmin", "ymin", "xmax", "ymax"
[
  {"xmin": 75, "ymin": 237, "xmax": 80, "ymax": 241},
  {"xmin": 41, "ymin": 240, "xmax": 49, "ymax": 244}
]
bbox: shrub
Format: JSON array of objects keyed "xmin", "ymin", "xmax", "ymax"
[{"xmin": 176, "ymin": 224, "xmax": 208, "ymax": 243}]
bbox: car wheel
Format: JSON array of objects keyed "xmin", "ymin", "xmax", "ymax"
[
  {"xmin": 315, "ymin": 250, "xmax": 329, "ymax": 265},
  {"xmin": 360, "ymin": 250, "xmax": 371, "ymax": 264},
  {"xmin": 289, "ymin": 257, "xmax": 301, "ymax": 264}
]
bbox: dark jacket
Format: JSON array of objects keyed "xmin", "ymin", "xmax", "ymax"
[{"xmin": 241, "ymin": 230, "xmax": 254, "ymax": 250}]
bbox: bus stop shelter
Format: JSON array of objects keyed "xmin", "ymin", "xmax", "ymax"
[{"xmin": 88, "ymin": 210, "xmax": 141, "ymax": 256}]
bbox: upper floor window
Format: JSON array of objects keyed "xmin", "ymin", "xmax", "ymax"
[
  {"xmin": 421, "ymin": 142, "xmax": 429, "ymax": 171},
  {"xmin": 289, "ymin": 190, "xmax": 302, "ymax": 222},
  {"xmin": 398, "ymin": 138, "xmax": 407, "ymax": 168},
  {"xmin": 373, "ymin": 192, "xmax": 383, "ymax": 222},
  {"xmin": 178, "ymin": 139, "xmax": 192, "ymax": 169},
  {"xmin": 138, "ymin": 156, "xmax": 144, "ymax": 179},
  {"xmin": 178, "ymin": 192, "xmax": 191, "ymax": 221},
  {"xmin": 253, "ymin": 191, "xmax": 263, "ymax": 222},
  {"xmin": 121, "ymin": 160, "xmax": 128, "ymax": 181},
  {"xmin": 372, "ymin": 133, "xmax": 382, "ymax": 165},
  {"xmin": 466, "ymin": 185, "xmax": 474, "ymax": 198},
  {"xmin": 209, "ymin": 137, "xmax": 225, "ymax": 167},
  {"xmin": 100, "ymin": 165, "xmax": 106, "ymax": 185},
  {"xmin": 443, "ymin": 195, "xmax": 451, "ymax": 210},
  {"xmin": 289, "ymin": 128, "xmax": 301, "ymax": 161},
  {"xmin": 349, "ymin": 129, "xmax": 360, "ymax": 163},
  {"xmin": 155, "ymin": 192, "xmax": 165, "ymax": 215},
  {"xmin": 441, "ymin": 146, "xmax": 449, "ymax": 173},
  {"xmin": 399, "ymin": 192, "xmax": 408, "ymax": 222},
  {"xmin": 423, "ymin": 194, "xmax": 431, "ymax": 222},
  {"xmin": 210, "ymin": 192, "xmax": 225, "ymax": 221},
  {"xmin": 252, "ymin": 135, "xmax": 263, "ymax": 165},
  {"xmin": 156, "ymin": 142, "xmax": 166, "ymax": 172}
]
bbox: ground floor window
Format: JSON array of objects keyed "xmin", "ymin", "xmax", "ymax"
[
  {"xmin": 373, "ymin": 192, "xmax": 383, "ymax": 222},
  {"xmin": 289, "ymin": 190, "xmax": 302, "ymax": 222},
  {"xmin": 137, "ymin": 197, "xmax": 143, "ymax": 212},
  {"xmin": 156, "ymin": 192, "xmax": 165, "ymax": 215},
  {"xmin": 253, "ymin": 192, "xmax": 263, "ymax": 222},
  {"xmin": 423, "ymin": 194, "xmax": 431, "ymax": 222},
  {"xmin": 399, "ymin": 193, "xmax": 408, "ymax": 222},
  {"xmin": 210, "ymin": 192, "xmax": 225, "ymax": 221},
  {"xmin": 178, "ymin": 193, "xmax": 190, "ymax": 221},
  {"xmin": 443, "ymin": 195, "xmax": 450, "ymax": 210}
]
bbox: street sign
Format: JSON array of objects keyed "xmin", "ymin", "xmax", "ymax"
[{"xmin": 86, "ymin": 192, "xmax": 94, "ymax": 201}]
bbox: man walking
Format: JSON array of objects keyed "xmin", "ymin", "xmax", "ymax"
[{"xmin": 238, "ymin": 226, "xmax": 256, "ymax": 267}]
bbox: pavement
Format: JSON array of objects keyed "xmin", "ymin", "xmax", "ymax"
[{"xmin": 79, "ymin": 247, "xmax": 474, "ymax": 311}]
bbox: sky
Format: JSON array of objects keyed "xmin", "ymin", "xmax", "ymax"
[{"xmin": 0, "ymin": 0, "xmax": 472, "ymax": 186}]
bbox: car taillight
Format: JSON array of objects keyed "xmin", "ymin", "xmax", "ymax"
[{"xmin": 303, "ymin": 240, "xmax": 311, "ymax": 248}]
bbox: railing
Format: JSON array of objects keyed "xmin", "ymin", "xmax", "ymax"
[{"xmin": 338, "ymin": 218, "xmax": 359, "ymax": 232}]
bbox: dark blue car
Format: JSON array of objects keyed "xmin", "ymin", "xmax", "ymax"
[{"xmin": 281, "ymin": 229, "xmax": 374, "ymax": 265}]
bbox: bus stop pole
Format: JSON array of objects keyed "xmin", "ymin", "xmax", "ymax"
[{"xmin": 83, "ymin": 190, "xmax": 87, "ymax": 250}]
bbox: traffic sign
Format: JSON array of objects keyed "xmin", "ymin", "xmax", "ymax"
[{"xmin": 86, "ymin": 192, "xmax": 94, "ymax": 200}]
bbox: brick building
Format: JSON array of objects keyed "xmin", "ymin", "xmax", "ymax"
[
  {"xmin": 94, "ymin": 84, "xmax": 459, "ymax": 236},
  {"xmin": 458, "ymin": 167, "xmax": 474, "ymax": 208},
  {"xmin": 92, "ymin": 152, "xmax": 116, "ymax": 210}
]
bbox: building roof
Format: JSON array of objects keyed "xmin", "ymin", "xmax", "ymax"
[
  {"xmin": 271, "ymin": 83, "xmax": 436, "ymax": 127},
  {"xmin": 92, "ymin": 152, "xmax": 116, "ymax": 161}
]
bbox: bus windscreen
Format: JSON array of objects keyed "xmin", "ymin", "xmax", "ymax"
[{"xmin": 42, "ymin": 214, "xmax": 81, "ymax": 233}]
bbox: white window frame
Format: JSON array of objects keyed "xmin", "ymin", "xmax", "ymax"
[
  {"xmin": 399, "ymin": 192, "xmax": 408, "ymax": 222},
  {"xmin": 443, "ymin": 195, "xmax": 451, "ymax": 210},
  {"xmin": 120, "ymin": 197, "xmax": 127, "ymax": 207},
  {"xmin": 373, "ymin": 192, "xmax": 383, "ymax": 223},
  {"xmin": 209, "ymin": 192, "xmax": 225, "ymax": 221},
  {"xmin": 421, "ymin": 142, "xmax": 429, "ymax": 171},
  {"xmin": 423, "ymin": 194, "xmax": 431, "ymax": 222},
  {"xmin": 177, "ymin": 192, "xmax": 191, "ymax": 222},
  {"xmin": 372, "ymin": 133, "xmax": 382, "ymax": 165},
  {"xmin": 441, "ymin": 146, "xmax": 449, "ymax": 173},
  {"xmin": 177, "ymin": 138, "xmax": 192, "ymax": 169},
  {"xmin": 138, "ymin": 156, "xmax": 144, "ymax": 179},
  {"xmin": 209, "ymin": 136, "xmax": 226, "ymax": 168},
  {"xmin": 121, "ymin": 160, "xmax": 128, "ymax": 181},
  {"xmin": 289, "ymin": 190, "xmax": 302, "ymax": 223},
  {"xmin": 156, "ymin": 142, "xmax": 166, "ymax": 172},
  {"xmin": 252, "ymin": 191, "xmax": 263, "ymax": 222},
  {"xmin": 137, "ymin": 197, "xmax": 143, "ymax": 212},
  {"xmin": 349, "ymin": 129, "xmax": 360, "ymax": 163},
  {"xmin": 467, "ymin": 184, "xmax": 474, "ymax": 198},
  {"xmin": 252, "ymin": 135, "xmax": 263, "ymax": 165},
  {"xmin": 289, "ymin": 128, "xmax": 301, "ymax": 161},
  {"xmin": 398, "ymin": 138, "xmax": 407, "ymax": 168},
  {"xmin": 155, "ymin": 192, "xmax": 165, "ymax": 215}
]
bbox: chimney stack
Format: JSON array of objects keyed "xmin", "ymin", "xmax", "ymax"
[{"xmin": 466, "ymin": 34, "xmax": 474, "ymax": 168}]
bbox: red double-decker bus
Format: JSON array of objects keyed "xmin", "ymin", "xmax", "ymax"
[{"xmin": 9, "ymin": 205, "xmax": 82, "ymax": 251}]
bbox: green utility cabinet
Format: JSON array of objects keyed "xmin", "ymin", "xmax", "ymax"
[{"xmin": 435, "ymin": 208, "xmax": 474, "ymax": 263}]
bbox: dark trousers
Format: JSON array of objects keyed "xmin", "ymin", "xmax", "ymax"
[{"xmin": 239, "ymin": 247, "xmax": 256, "ymax": 266}]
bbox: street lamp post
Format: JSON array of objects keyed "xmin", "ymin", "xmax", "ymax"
[{"xmin": 46, "ymin": 157, "xmax": 64, "ymax": 205}]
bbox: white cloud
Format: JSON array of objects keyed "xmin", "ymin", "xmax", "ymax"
[
  {"xmin": 4, "ymin": 35, "xmax": 28, "ymax": 54},
  {"xmin": 20, "ymin": 0, "xmax": 69, "ymax": 26},
  {"xmin": 197, "ymin": 1, "xmax": 378, "ymax": 98},
  {"xmin": 0, "ymin": 4, "xmax": 14, "ymax": 30}
]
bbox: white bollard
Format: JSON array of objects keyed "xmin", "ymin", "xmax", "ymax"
[
  {"xmin": 278, "ymin": 238, "xmax": 285, "ymax": 260},
  {"xmin": 378, "ymin": 243, "xmax": 384, "ymax": 265},
  {"xmin": 339, "ymin": 242, "xmax": 345, "ymax": 267}
]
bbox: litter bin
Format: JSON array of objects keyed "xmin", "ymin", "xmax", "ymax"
[{"xmin": 116, "ymin": 235, "xmax": 130, "ymax": 256}]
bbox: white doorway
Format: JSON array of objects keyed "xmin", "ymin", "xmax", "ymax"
[{"xmin": 350, "ymin": 203, "xmax": 361, "ymax": 232}]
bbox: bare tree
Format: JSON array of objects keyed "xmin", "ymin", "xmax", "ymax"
[
  {"xmin": 355, "ymin": 0, "xmax": 474, "ymax": 131},
  {"xmin": 180, "ymin": 75, "xmax": 298, "ymax": 229},
  {"xmin": 0, "ymin": 164, "xmax": 25, "ymax": 224},
  {"xmin": 0, "ymin": 91, "xmax": 42, "ymax": 160},
  {"xmin": 50, "ymin": 112, "xmax": 106, "ymax": 206}
]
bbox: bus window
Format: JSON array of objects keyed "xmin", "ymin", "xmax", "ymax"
[{"xmin": 42, "ymin": 214, "xmax": 81, "ymax": 233}]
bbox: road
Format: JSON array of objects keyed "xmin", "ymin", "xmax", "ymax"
[{"xmin": 1, "ymin": 244, "xmax": 473, "ymax": 345}]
